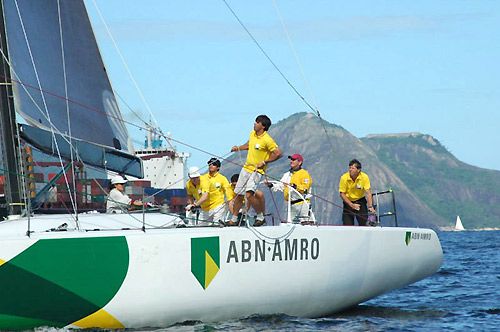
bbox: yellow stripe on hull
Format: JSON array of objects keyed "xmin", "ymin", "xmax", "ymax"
[
  {"xmin": 205, "ymin": 251, "xmax": 219, "ymax": 289},
  {"xmin": 0, "ymin": 259, "xmax": 5, "ymax": 267},
  {"xmin": 71, "ymin": 309, "xmax": 124, "ymax": 329}
]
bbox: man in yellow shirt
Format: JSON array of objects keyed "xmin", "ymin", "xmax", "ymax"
[
  {"xmin": 338, "ymin": 159, "xmax": 376, "ymax": 226},
  {"xmin": 185, "ymin": 166, "xmax": 209, "ymax": 225},
  {"xmin": 229, "ymin": 115, "xmax": 282, "ymax": 226},
  {"xmin": 203, "ymin": 157, "xmax": 234, "ymax": 224},
  {"xmin": 271, "ymin": 154, "xmax": 314, "ymax": 224}
]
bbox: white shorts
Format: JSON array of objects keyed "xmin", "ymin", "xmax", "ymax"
[
  {"xmin": 206, "ymin": 204, "xmax": 227, "ymax": 223},
  {"xmin": 186, "ymin": 204, "xmax": 227, "ymax": 225},
  {"xmin": 234, "ymin": 169, "xmax": 262, "ymax": 195}
]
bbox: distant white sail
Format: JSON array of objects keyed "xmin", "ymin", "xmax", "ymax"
[{"xmin": 455, "ymin": 215, "xmax": 465, "ymax": 231}]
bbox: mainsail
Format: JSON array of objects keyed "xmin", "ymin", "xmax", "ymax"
[
  {"xmin": 0, "ymin": 0, "xmax": 142, "ymax": 181},
  {"xmin": 3, "ymin": 0, "xmax": 130, "ymax": 151}
]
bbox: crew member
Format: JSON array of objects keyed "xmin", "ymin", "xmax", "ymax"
[
  {"xmin": 106, "ymin": 175, "xmax": 143, "ymax": 213},
  {"xmin": 338, "ymin": 159, "xmax": 376, "ymax": 226}
]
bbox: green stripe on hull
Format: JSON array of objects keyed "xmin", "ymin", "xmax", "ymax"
[
  {"xmin": 0, "ymin": 236, "xmax": 129, "ymax": 330},
  {"xmin": 0, "ymin": 314, "xmax": 56, "ymax": 331}
]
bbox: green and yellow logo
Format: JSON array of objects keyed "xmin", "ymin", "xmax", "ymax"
[
  {"xmin": 191, "ymin": 236, "xmax": 220, "ymax": 289},
  {"xmin": 405, "ymin": 231, "xmax": 411, "ymax": 246}
]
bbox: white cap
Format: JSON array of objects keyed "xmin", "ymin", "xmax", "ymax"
[
  {"xmin": 188, "ymin": 166, "xmax": 201, "ymax": 178},
  {"xmin": 111, "ymin": 175, "xmax": 128, "ymax": 185}
]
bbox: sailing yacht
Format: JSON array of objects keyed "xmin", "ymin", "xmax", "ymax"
[
  {"xmin": 0, "ymin": 0, "xmax": 443, "ymax": 329},
  {"xmin": 455, "ymin": 215, "xmax": 465, "ymax": 231}
]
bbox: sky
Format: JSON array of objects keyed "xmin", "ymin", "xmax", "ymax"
[{"xmin": 85, "ymin": 0, "xmax": 500, "ymax": 171}]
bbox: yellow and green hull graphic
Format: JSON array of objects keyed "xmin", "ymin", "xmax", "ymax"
[
  {"xmin": 191, "ymin": 236, "xmax": 220, "ymax": 289},
  {"xmin": 0, "ymin": 237, "xmax": 129, "ymax": 330}
]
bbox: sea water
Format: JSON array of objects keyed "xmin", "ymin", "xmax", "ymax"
[{"xmin": 159, "ymin": 230, "xmax": 499, "ymax": 331}]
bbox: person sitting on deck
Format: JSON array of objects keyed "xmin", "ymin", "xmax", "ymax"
[
  {"xmin": 106, "ymin": 175, "xmax": 143, "ymax": 213},
  {"xmin": 268, "ymin": 153, "xmax": 315, "ymax": 224}
]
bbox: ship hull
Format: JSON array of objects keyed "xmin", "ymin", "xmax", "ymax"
[{"xmin": 0, "ymin": 214, "xmax": 442, "ymax": 329}]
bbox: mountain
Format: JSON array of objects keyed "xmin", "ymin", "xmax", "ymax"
[
  {"xmin": 221, "ymin": 112, "xmax": 499, "ymax": 229},
  {"xmin": 361, "ymin": 133, "xmax": 500, "ymax": 229}
]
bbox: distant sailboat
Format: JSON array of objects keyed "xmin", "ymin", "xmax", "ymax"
[{"xmin": 455, "ymin": 215, "xmax": 465, "ymax": 231}]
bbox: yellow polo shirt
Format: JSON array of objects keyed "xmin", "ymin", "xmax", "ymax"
[
  {"xmin": 338, "ymin": 171, "xmax": 371, "ymax": 201},
  {"xmin": 284, "ymin": 168, "xmax": 312, "ymax": 201},
  {"xmin": 203, "ymin": 172, "xmax": 234, "ymax": 210},
  {"xmin": 185, "ymin": 176, "xmax": 210, "ymax": 211},
  {"xmin": 244, "ymin": 130, "xmax": 278, "ymax": 174}
]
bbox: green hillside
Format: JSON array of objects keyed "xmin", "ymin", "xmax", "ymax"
[{"xmin": 362, "ymin": 133, "xmax": 500, "ymax": 229}]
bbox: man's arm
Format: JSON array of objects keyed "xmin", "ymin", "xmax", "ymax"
[
  {"xmin": 365, "ymin": 189, "xmax": 376, "ymax": 213},
  {"xmin": 186, "ymin": 192, "xmax": 208, "ymax": 211},
  {"xmin": 256, "ymin": 147, "xmax": 282, "ymax": 169},
  {"xmin": 195, "ymin": 192, "xmax": 209, "ymax": 207},
  {"xmin": 231, "ymin": 141, "xmax": 249, "ymax": 152},
  {"xmin": 340, "ymin": 192, "xmax": 360, "ymax": 211}
]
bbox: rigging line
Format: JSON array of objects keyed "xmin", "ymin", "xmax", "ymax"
[
  {"xmin": 140, "ymin": 151, "xmax": 233, "ymax": 202},
  {"xmin": 154, "ymin": 128, "xmax": 338, "ymax": 211},
  {"xmin": 14, "ymin": 1, "xmax": 51, "ymax": 130},
  {"xmin": 113, "ymin": 91, "xmax": 175, "ymax": 150},
  {"xmin": 0, "ymin": 73, "xmax": 148, "ymax": 134},
  {"xmin": 247, "ymin": 223, "xmax": 297, "ymax": 244},
  {"xmin": 14, "ymin": 0, "xmax": 78, "ymax": 220},
  {"xmin": 221, "ymin": 0, "xmax": 316, "ymax": 113},
  {"xmin": 6, "ymin": 67, "xmax": 342, "ymax": 215},
  {"xmin": 271, "ymin": 0, "xmax": 338, "ymax": 153},
  {"xmin": 90, "ymin": 0, "xmax": 159, "ymax": 128},
  {"xmin": 270, "ymin": 0, "xmax": 336, "ymax": 152},
  {"xmin": 221, "ymin": 0, "xmax": 337, "ymax": 152},
  {"xmin": 2, "ymin": 65, "xmax": 341, "ymax": 215},
  {"xmin": 1, "ymin": 63, "xmax": 249, "ymax": 192},
  {"xmin": 271, "ymin": 0, "xmax": 319, "ymax": 112},
  {"xmin": 2, "ymin": 68, "xmax": 247, "ymax": 179},
  {"xmin": 264, "ymin": 178, "xmax": 285, "ymax": 223},
  {"xmin": 1, "ymin": 72, "xmax": 184, "ymax": 155},
  {"xmin": 13, "ymin": 0, "xmax": 77, "ymax": 221},
  {"xmin": 57, "ymin": 0, "xmax": 79, "ymax": 223},
  {"xmin": 0, "ymin": 50, "xmax": 107, "ymax": 226},
  {"xmin": 0, "ymin": 70, "xmax": 74, "ymax": 146}
]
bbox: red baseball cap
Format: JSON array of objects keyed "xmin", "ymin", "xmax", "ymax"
[{"xmin": 288, "ymin": 154, "xmax": 303, "ymax": 162}]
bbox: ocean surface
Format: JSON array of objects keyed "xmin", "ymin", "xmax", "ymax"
[{"xmin": 39, "ymin": 230, "xmax": 499, "ymax": 332}]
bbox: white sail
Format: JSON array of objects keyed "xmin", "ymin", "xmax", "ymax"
[{"xmin": 455, "ymin": 215, "xmax": 465, "ymax": 231}]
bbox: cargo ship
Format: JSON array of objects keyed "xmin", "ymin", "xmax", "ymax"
[{"xmin": 0, "ymin": 126, "xmax": 189, "ymax": 215}]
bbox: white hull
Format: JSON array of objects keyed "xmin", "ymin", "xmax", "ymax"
[{"xmin": 0, "ymin": 214, "xmax": 442, "ymax": 329}]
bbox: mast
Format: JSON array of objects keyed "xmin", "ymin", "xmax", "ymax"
[{"xmin": 0, "ymin": 0, "xmax": 22, "ymax": 216}]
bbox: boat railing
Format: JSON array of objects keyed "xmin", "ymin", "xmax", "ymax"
[
  {"xmin": 264, "ymin": 180, "xmax": 315, "ymax": 224},
  {"xmin": 372, "ymin": 189, "xmax": 398, "ymax": 227}
]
